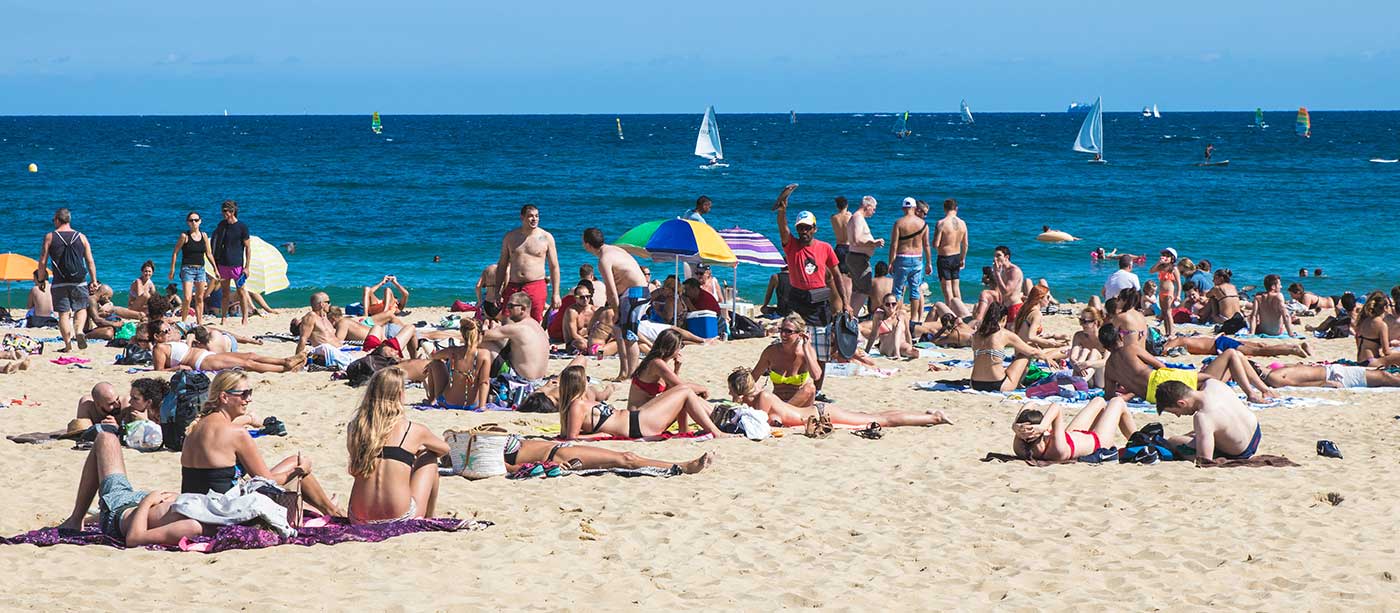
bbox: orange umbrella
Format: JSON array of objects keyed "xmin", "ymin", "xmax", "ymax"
[{"xmin": 0, "ymin": 253, "xmax": 39, "ymax": 309}]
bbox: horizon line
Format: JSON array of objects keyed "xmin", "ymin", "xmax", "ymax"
[{"xmin": 1, "ymin": 108, "xmax": 1388, "ymax": 118}]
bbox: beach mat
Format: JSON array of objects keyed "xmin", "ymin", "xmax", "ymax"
[{"xmin": 2, "ymin": 516, "xmax": 490, "ymax": 553}]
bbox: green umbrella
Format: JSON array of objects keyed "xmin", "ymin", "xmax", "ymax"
[{"xmin": 613, "ymin": 220, "xmax": 668, "ymax": 260}]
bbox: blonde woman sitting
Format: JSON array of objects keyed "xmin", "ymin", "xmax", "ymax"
[{"xmin": 347, "ymin": 367, "xmax": 450, "ymax": 523}]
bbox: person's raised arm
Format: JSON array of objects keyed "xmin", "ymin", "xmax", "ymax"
[
  {"xmin": 390, "ymin": 277, "xmax": 410, "ymax": 308},
  {"xmin": 774, "ymin": 184, "xmax": 797, "ymax": 246},
  {"xmin": 546, "ymin": 234, "xmax": 561, "ymax": 309}
]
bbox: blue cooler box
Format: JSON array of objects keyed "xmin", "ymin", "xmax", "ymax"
[{"xmin": 686, "ymin": 310, "xmax": 719, "ymax": 339}]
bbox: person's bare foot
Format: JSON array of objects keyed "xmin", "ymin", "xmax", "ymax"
[
  {"xmin": 926, "ymin": 409, "xmax": 952, "ymax": 426},
  {"xmin": 57, "ymin": 517, "xmax": 85, "ymax": 532},
  {"xmin": 1298, "ymin": 341, "xmax": 1311, "ymax": 358},
  {"xmin": 18, "ymin": 358, "xmax": 31, "ymax": 372},
  {"xmin": 680, "ymin": 451, "xmax": 715, "ymax": 474},
  {"xmin": 1245, "ymin": 392, "xmax": 1269, "ymax": 404},
  {"xmin": 1, "ymin": 361, "xmax": 19, "ymax": 374},
  {"xmin": 75, "ymin": 333, "xmax": 87, "ymax": 350},
  {"xmin": 286, "ymin": 353, "xmax": 308, "ymax": 372}
]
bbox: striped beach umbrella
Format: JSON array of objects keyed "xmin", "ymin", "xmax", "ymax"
[
  {"xmin": 203, "ymin": 236, "xmax": 290, "ymax": 295},
  {"xmin": 716, "ymin": 227, "xmax": 784, "ymax": 268}
]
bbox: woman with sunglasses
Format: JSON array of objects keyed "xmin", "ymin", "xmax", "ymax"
[
  {"xmin": 168, "ymin": 210, "xmax": 218, "ymax": 323},
  {"xmin": 181, "ymin": 370, "xmax": 342, "ymax": 517},
  {"xmin": 1068, "ymin": 307, "xmax": 1109, "ymax": 387},
  {"xmin": 148, "ymin": 320, "xmax": 307, "ymax": 373},
  {"xmin": 864, "ymin": 292, "xmax": 918, "ymax": 359},
  {"xmin": 750, "ymin": 314, "xmax": 822, "ymax": 407}
]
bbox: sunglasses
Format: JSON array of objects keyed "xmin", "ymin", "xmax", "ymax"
[
  {"xmin": 508, "ymin": 303, "xmax": 527, "ymax": 310},
  {"xmin": 225, "ymin": 389, "xmax": 253, "ymax": 399},
  {"xmin": 1080, "ymin": 318, "xmax": 1096, "ymax": 324},
  {"xmin": 778, "ymin": 328, "xmax": 800, "ymax": 335},
  {"xmin": 188, "ymin": 217, "xmax": 201, "ymax": 223}
]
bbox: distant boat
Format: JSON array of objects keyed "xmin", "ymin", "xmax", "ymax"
[
  {"xmin": 1153, "ymin": 104, "xmax": 1160, "ymax": 118},
  {"xmin": 1296, "ymin": 107, "xmax": 1310, "ymax": 138},
  {"xmin": 790, "ymin": 110, "xmax": 797, "ymax": 125},
  {"xmin": 892, "ymin": 111, "xmax": 911, "ymax": 138},
  {"xmin": 1253, "ymin": 108, "xmax": 1268, "ymax": 129},
  {"xmin": 1141, "ymin": 104, "xmax": 1160, "ymax": 118},
  {"xmin": 1072, "ymin": 96, "xmax": 1105, "ymax": 163},
  {"xmin": 1067, "ymin": 101, "xmax": 1092, "ymax": 114},
  {"xmin": 960, "ymin": 99, "xmax": 974, "ymax": 124},
  {"xmin": 223, "ymin": 109, "xmax": 229, "ymax": 117},
  {"xmin": 616, "ymin": 117, "xmax": 624, "ymax": 141},
  {"xmin": 695, "ymin": 105, "xmax": 727, "ymax": 168},
  {"xmin": 371, "ymin": 112, "xmax": 383, "ymax": 135}
]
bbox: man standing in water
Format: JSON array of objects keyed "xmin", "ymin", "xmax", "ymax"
[
  {"xmin": 683, "ymin": 196, "xmax": 712, "ymax": 225},
  {"xmin": 932, "ymin": 198, "xmax": 968, "ymax": 306},
  {"xmin": 845, "ymin": 196, "xmax": 884, "ymax": 317},
  {"xmin": 211, "ymin": 200, "xmax": 251, "ymax": 326},
  {"xmin": 583, "ymin": 227, "xmax": 648, "ymax": 381},
  {"xmin": 494, "ymin": 204, "xmax": 561, "ymax": 323},
  {"xmin": 38, "ymin": 208, "xmax": 99, "ymax": 352}
]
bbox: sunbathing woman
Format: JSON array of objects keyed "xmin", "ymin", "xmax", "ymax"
[
  {"xmin": 1011, "ymin": 399, "xmax": 1136, "ymax": 462},
  {"xmin": 864, "ymin": 293, "xmax": 919, "ymax": 359},
  {"xmin": 970, "ymin": 302, "xmax": 1047, "ymax": 392},
  {"xmin": 727, "ymin": 368, "xmax": 949, "ymax": 428},
  {"xmin": 916, "ymin": 312, "xmax": 974, "ymax": 348},
  {"xmin": 558, "ymin": 365, "xmax": 729, "ymax": 440},
  {"xmin": 1111, "ymin": 287, "xmax": 1153, "ymax": 350},
  {"xmin": 188, "ymin": 325, "xmax": 262, "ymax": 354},
  {"xmin": 326, "ymin": 307, "xmax": 420, "ymax": 358},
  {"xmin": 1263, "ymin": 363, "xmax": 1400, "ymax": 389},
  {"xmin": 148, "ymin": 320, "xmax": 306, "ymax": 373},
  {"xmin": 347, "ymin": 367, "xmax": 448, "ymax": 523},
  {"xmin": 1355, "ymin": 293, "xmax": 1391, "ymax": 364},
  {"xmin": 628, "ymin": 329, "xmax": 710, "ymax": 408},
  {"xmin": 750, "ymin": 314, "xmax": 822, "ymax": 407},
  {"xmin": 181, "ymin": 370, "xmax": 342, "ymax": 516},
  {"xmin": 1202, "ymin": 268, "xmax": 1242, "ymax": 323},
  {"xmin": 1287, "ymin": 282, "xmax": 1334, "ymax": 313},
  {"xmin": 504, "ymin": 438, "xmax": 714, "ymax": 475},
  {"xmin": 424, "ymin": 318, "xmax": 491, "ymax": 410},
  {"xmin": 1013, "ymin": 285, "xmax": 1069, "ymax": 353},
  {"xmin": 1068, "ymin": 307, "xmax": 1108, "ymax": 388}
]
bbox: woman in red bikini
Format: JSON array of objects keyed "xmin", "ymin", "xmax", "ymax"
[
  {"xmin": 1011, "ymin": 398, "xmax": 1137, "ymax": 462},
  {"xmin": 627, "ymin": 329, "xmax": 709, "ymax": 408}
]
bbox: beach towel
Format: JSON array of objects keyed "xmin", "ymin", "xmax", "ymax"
[
  {"xmin": 1, "ymin": 516, "xmax": 490, "ymax": 553},
  {"xmin": 409, "ymin": 401, "xmax": 514, "ymax": 412},
  {"xmin": 565, "ymin": 466, "xmax": 681, "ymax": 478},
  {"xmin": 1197, "ymin": 454, "xmax": 1298, "ymax": 468}
]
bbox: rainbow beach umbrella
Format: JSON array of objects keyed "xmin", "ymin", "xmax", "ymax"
[{"xmin": 616, "ymin": 219, "xmax": 736, "ymax": 324}]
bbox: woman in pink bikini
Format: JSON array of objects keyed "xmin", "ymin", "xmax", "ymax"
[
  {"xmin": 1011, "ymin": 398, "xmax": 1137, "ymax": 462},
  {"xmin": 627, "ymin": 329, "xmax": 710, "ymax": 408}
]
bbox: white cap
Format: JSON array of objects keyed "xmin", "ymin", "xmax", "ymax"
[
  {"xmin": 1162, "ymin": 247, "xmax": 1178, "ymax": 259},
  {"xmin": 902, "ymin": 197, "xmax": 916, "ymax": 209}
]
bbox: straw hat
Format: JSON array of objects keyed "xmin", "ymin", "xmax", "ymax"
[{"xmin": 58, "ymin": 418, "xmax": 94, "ymax": 440}]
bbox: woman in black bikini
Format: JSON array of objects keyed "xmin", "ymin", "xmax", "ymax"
[
  {"xmin": 557, "ymin": 365, "xmax": 730, "ymax": 440},
  {"xmin": 180, "ymin": 370, "xmax": 342, "ymax": 517},
  {"xmin": 1203, "ymin": 269, "xmax": 1242, "ymax": 324},
  {"xmin": 970, "ymin": 302, "xmax": 1045, "ymax": 392},
  {"xmin": 347, "ymin": 367, "xmax": 449, "ymax": 524},
  {"xmin": 1355, "ymin": 293, "xmax": 1391, "ymax": 364}
]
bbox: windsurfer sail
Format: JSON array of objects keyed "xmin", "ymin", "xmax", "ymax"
[
  {"xmin": 371, "ymin": 112, "xmax": 382, "ymax": 135},
  {"xmin": 1296, "ymin": 107, "xmax": 1310, "ymax": 138},
  {"xmin": 893, "ymin": 111, "xmax": 911, "ymax": 137},
  {"xmin": 616, "ymin": 117, "xmax": 624, "ymax": 141},
  {"xmin": 961, "ymin": 100, "xmax": 974, "ymax": 124},
  {"xmin": 1072, "ymin": 97, "xmax": 1105, "ymax": 163},
  {"xmin": 1254, "ymin": 108, "xmax": 1267, "ymax": 129}
]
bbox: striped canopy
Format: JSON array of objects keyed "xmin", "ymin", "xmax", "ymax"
[{"xmin": 716, "ymin": 227, "xmax": 784, "ymax": 268}]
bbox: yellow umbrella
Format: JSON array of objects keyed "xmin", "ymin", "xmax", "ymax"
[
  {"xmin": 203, "ymin": 236, "xmax": 290, "ymax": 295},
  {"xmin": 0, "ymin": 253, "xmax": 39, "ymax": 309}
]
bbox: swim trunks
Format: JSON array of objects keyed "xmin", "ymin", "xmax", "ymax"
[
  {"xmin": 834, "ymin": 244, "xmax": 850, "ymax": 274},
  {"xmin": 936, "ymin": 254, "xmax": 963, "ymax": 281},
  {"xmin": 1146, "ymin": 367, "xmax": 1199, "ymax": 403},
  {"xmin": 618, "ymin": 286, "xmax": 649, "ymax": 341},
  {"xmin": 1176, "ymin": 423, "xmax": 1261, "ymax": 460},
  {"xmin": 1005, "ymin": 302, "xmax": 1024, "ymax": 326},
  {"xmin": 98, "ymin": 473, "xmax": 148, "ymax": 542},
  {"xmin": 1325, "ymin": 364, "xmax": 1368, "ymax": 388},
  {"xmin": 502, "ymin": 279, "xmax": 548, "ymax": 322},
  {"xmin": 52, "ymin": 284, "xmax": 90, "ymax": 313},
  {"xmin": 846, "ymin": 252, "xmax": 873, "ymax": 293},
  {"xmin": 891, "ymin": 254, "xmax": 923, "ymax": 301},
  {"xmin": 1213, "ymin": 335, "xmax": 1243, "ymax": 355},
  {"xmin": 216, "ymin": 265, "xmax": 245, "ymax": 283}
]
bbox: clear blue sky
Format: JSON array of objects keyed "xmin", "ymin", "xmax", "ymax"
[{"xmin": 5, "ymin": 0, "xmax": 1398, "ymax": 114}]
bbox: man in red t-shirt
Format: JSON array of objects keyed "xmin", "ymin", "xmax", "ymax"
[{"xmin": 774, "ymin": 183, "xmax": 848, "ymax": 327}]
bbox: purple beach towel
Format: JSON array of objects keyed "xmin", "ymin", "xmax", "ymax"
[{"xmin": 2, "ymin": 517, "xmax": 490, "ymax": 553}]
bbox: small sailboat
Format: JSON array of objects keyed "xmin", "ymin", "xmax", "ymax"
[
  {"xmin": 223, "ymin": 109, "xmax": 229, "ymax": 117},
  {"xmin": 616, "ymin": 117, "xmax": 625, "ymax": 141},
  {"xmin": 695, "ymin": 105, "xmax": 727, "ymax": 168},
  {"xmin": 1153, "ymin": 104, "xmax": 1160, "ymax": 118},
  {"xmin": 790, "ymin": 110, "xmax": 797, "ymax": 125},
  {"xmin": 1253, "ymin": 108, "xmax": 1268, "ymax": 129},
  {"xmin": 1142, "ymin": 106, "xmax": 1152, "ymax": 117},
  {"xmin": 892, "ymin": 111, "xmax": 911, "ymax": 138},
  {"xmin": 960, "ymin": 99, "xmax": 974, "ymax": 124},
  {"xmin": 1296, "ymin": 107, "xmax": 1310, "ymax": 138},
  {"xmin": 371, "ymin": 112, "xmax": 383, "ymax": 135},
  {"xmin": 1141, "ymin": 104, "xmax": 1160, "ymax": 118},
  {"xmin": 1072, "ymin": 97, "xmax": 1106, "ymax": 163}
]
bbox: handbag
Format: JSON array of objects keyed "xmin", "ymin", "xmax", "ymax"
[{"xmin": 460, "ymin": 424, "xmax": 510, "ymax": 480}]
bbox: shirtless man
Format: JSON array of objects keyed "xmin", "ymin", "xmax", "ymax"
[
  {"xmin": 845, "ymin": 196, "xmax": 885, "ymax": 316},
  {"xmin": 1249, "ymin": 274, "xmax": 1296, "ymax": 337},
  {"xmin": 578, "ymin": 264, "xmax": 608, "ymax": 308},
  {"xmin": 76, "ymin": 382, "xmax": 129, "ymax": 423},
  {"xmin": 482, "ymin": 292, "xmax": 551, "ymax": 383},
  {"xmin": 583, "ymin": 227, "xmax": 648, "ymax": 380},
  {"xmin": 830, "ymin": 196, "xmax": 853, "ymax": 300},
  {"xmin": 128, "ymin": 261, "xmax": 157, "ymax": 316},
  {"xmin": 475, "ymin": 263, "xmax": 502, "ymax": 323},
  {"xmin": 25, "ymin": 268, "xmax": 56, "ymax": 328},
  {"xmin": 991, "ymin": 246, "xmax": 1025, "ymax": 322},
  {"xmin": 932, "ymin": 198, "xmax": 968, "ymax": 306},
  {"xmin": 1163, "ymin": 333, "xmax": 1309, "ymax": 358},
  {"xmin": 1154, "ymin": 378, "xmax": 1262, "ymax": 464},
  {"xmin": 295, "ymin": 292, "xmax": 340, "ymax": 357},
  {"xmin": 560, "ymin": 283, "xmax": 596, "ymax": 353},
  {"xmin": 1099, "ymin": 322, "xmax": 1276, "ymax": 404},
  {"xmin": 888, "ymin": 197, "xmax": 932, "ymax": 320},
  {"xmin": 494, "ymin": 204, "xmax": 561, "ymax": 323}
]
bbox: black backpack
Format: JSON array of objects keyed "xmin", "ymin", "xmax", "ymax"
[
  {"xmin": 160, "ymin": 371, "xmax": 210, "ymax": 451},
  {"xmin": 51, "ymin": 231, "xmax": 89, "ymax": 284},
  {"xmin": 346, "ymin": 353, "xmax": 397, "ymax": 386},
  {"xmin": 728, "ymin": 313, "xmax": 766, "ymax": 340}
]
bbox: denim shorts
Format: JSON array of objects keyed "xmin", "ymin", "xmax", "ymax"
[
  {"xmin": 180, "ymin": 265, "xmax": 208, "ymax": 284},
  {"xmin": 891, "ymin": 255, "xmax": 924, "ymax": 301},
  {"xmin": 99, "ymin": 473, "xmax": 149, "ymax": 541}
]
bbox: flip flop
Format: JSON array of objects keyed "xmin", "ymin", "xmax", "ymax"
[{"xmin": 852, "ymin": 422, "xmax": 883, "ymax": 440}]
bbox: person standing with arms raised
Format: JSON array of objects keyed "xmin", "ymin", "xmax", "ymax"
[
  {"xmin": 583, "ymin": 227, "xmax": 649, "ymax": 382},
  {"xmin": 210, "ymin": 200, "xmax": 251, "ymax": 326},
  {"xmin": 774, "ymin": 184, "xmax": 848, "ymax": 397},
  {"xmin": 494, "ymin": 204, "xmax": 561, "ymax": 323},
  {"xmin": 932, "ymin": 198, "xmax": 968, "ymax": 307},
  {"xmin": 845, "ymin": 195, "xmax": 884, "ymax": 317},
  {"xmin": 37, "ymin": 207, "xmax": 99, "ymax": 352}
]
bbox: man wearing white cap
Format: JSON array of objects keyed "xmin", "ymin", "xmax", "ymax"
[
  {"xmin": 844, "ymin": 195, "xmax": 884, "ymax": 317},
  {"xmin": 887, "ymin": 197, "xmax": 931, "ymax": 320}
]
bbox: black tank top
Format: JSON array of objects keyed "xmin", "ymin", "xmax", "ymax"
[{"xmin": 181, "ymin": 231, "xmax": 206, "ymax": 268}]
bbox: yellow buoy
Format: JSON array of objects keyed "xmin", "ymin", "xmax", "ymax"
[{"xmin": 27, "ymin": 163, "xmax": 38, "ymax": 173}]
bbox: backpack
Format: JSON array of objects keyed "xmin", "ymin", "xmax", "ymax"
[
  {"xmin": 346, "ymin": 352, "xmax": 397, "ymax": 387},
  {"xmin": 115, "ymin": 347, "xmax": 153, "ymax": 366},
  {"xmin": 160, "ymin": 371, "xmax": 210, "ymax": 451},
  {"xmin": 1119, "ymin": 422, "xmax": 1179, "ymax": 462},
  {"xmin": 490, "ymin": 373, "xmax": 536, "ymax": 409},
  {"xmin": 728, "ymin": 313, "xmax": 766, "ymax": 340},
  {"xmin": 51, "ymin": 231, "xmax": 89, "ymax": 284}
]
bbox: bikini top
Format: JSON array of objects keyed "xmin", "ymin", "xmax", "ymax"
[
  {"xmin": 769, "ymin": 371, "xmax": 811, "ymax": 386},
  {"xmin": 974, "ymin": 348, "xmax": 1010, "ymax": 361},
  {"xmin": 168, "ymin": 341, "xmax": 190, "ymax": 364},
  {"xmin": 379, "ymin": 422, "xmax": 415, "ymax": 467},
  {"xmin": 631, "ymin": 376, "xmax": 666, "ymax": 397},
  {"xmin": 586, "ymin": 403, "xmax": 616, "ymax": 434}
]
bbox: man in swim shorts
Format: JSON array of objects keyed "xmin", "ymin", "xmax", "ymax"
[
  {"xmin": 888, "ymin": 197, "xmax": 930, "ymax": 321},
  {"xmin": 494, "ymin": 204, "xmax": 561, "ymax": 323},
  {"xmin": 830, "ymin": 196, "xmax": 852, "ymax": 276},
  {"xmin": 583, "ymin": 227, "xmax": 648, "ymax": 380},
  {"xmin": 483, "ymin": 292, "xmax": 551, "ymax": 383},
  {"xmin": 1155, "ymin": 378, "xmax": 1262, "ymax": 463},
  {"xmin": 1263, "ymin": 363, "xmax": 1400, "ymax": 389},
  {"xmin": 844, "ymin": 196, "xmax": 883, "ymax": 316},
  {"xmin": 1100, "ymin": 322, "xmax": 1276, "ymax": 404},
  {"xmin": 210, "ymin": 200, "xmax": 251, "ymax": 326},
  {"xmin": 990, "ymin": 246, "xmax": 1024, "ymax": 322},
  {"xmin": 932, "ymin": 198, "xmax": 968, "ymax": 305}
]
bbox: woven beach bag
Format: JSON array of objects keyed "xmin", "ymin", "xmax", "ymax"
[{"xmin": 460, "ymin": 424, "xmax": 509, "ymax": 480}]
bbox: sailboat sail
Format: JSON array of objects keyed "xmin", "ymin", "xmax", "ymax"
[
  {"xmin": 695, "ymin": 106, "xmax": 723, "ymax": 161},
  {"xmin": 790, "ymin": 110, "xmax": 797, "ymax": 125},
  {"xmin": 1152, "ymin": 104, "xmax": 1160, "ymax": 118},
  {"xmin": 1072, "ymin": 97, "xmax": 1104, "ymax": 158},
  {"xmin": 371, "ymin": 112, "xmax": 382, "ymax": 134},
  {"xmin": 961, "ymin": 100, "xmax": 974, "ymax": 124},
  {"xmin": 892, "ymin": 111, "xmax": 910, "ymax": 135},
  {"xmin": 616, "ymin": 117, "xmax": 624, "ymax": 140},
  {"xmin": 1255, "ymin": 108, "xmax": 1266, "ymax": 128},
  {"xmin": 1296, "ymin": 107, "xmax": 1310, "ymax": 138}
]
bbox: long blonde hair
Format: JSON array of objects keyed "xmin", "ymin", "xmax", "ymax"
[
  {"xmin": 347, "ymin": 366, "xmax": 407, "ymax": 478},
  {"xmin": 200, "ymin": 370, "xmax": 249, "ymax": 420},
  {"xmin": 557, "ymin": 365, "xmax": 587, "ymax": 435}
]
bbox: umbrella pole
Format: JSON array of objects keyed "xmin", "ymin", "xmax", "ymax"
[{"xmin": 673, "ymin": 258, "xmax": 680, "ymax": 326}]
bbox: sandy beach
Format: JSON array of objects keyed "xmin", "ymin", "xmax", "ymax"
[{"xmin": 2, "ymin": 306, "xmax": 1399, "ymax": 610}]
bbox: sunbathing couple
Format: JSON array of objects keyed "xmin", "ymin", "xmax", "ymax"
[{"xmin": 1099, "ymin": 322, "xmax": 1278, "ymax": 404}]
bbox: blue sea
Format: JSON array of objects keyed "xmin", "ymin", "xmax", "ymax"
[{"xmin": 3, "ymin": 111, "xmax": 1399, "ymax": 308}]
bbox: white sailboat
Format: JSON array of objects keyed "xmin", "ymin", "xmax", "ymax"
[
  {"xmin": 616, "ymin": 117, "xmax": 625, "ymax": 141},
  {"xmin": 1073, "ymin": 97, "xmax": 1106, "ymax": 163},
  {"xmin": 695, "ymin": 106, "xmax": 727, "ymax": 168},
  {"xmin": 1153, "ymin": 104, "xmax": 1160, "ymax": 118},
  {"xmin": 960, "ymin": 99, "xmax": 974, "ymax": 124}
]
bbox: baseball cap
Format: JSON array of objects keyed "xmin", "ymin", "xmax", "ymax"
[
  {"xmin": 902, "ymin": 197, "xmax": 916, "ymax": 209},
  {"xmin": 795, "ymin": 210, "xmax": 817, "ymax": 227},
  {"xmin": 1161, "ymin": 247, "xmax": 1178, "ymax": 259}
]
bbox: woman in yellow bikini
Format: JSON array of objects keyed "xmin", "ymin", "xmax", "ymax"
[
  {"xmin": 750, "ymin": 314, "xmax": 821, "ymax": 407},
  {"xmin": 727, "ymin": 367, "xmax": 950, "ymax": 429}
]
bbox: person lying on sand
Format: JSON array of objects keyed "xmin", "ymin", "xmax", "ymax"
[
  {"xmin": 75, "ymin": 382, "xmax": 129, "ymax": 423},
  {"xmin": 1012, "ymin": 398, "xmax": 1136, "ymax": 462},
  {"xmin": 148, "ymin": 320, "xmax": 306, "ymax": 373},
  {"xmin": 1099, "ymin": 322, "xmax": 1277, "ymax": 404},
  {"xmin": 1162, "ymin": 334, "xmax": 1309, "ymax": 358},
  {"xmin": 364, "ymin": 275, "xmax": 411, "ymax": 316},
  {"xmin": 1154, "ymin": 379, "xmax": 1262, "ymax": 464},
  {"xmin": 326, "ymin": 307, "xmax": 419, "ymax": 358},
  {"xmin": 1286, "ymin": 282, "xmax": 1334, "ymax": 313},
  {"xmin": 188, "ymin": 325, "xmax": 262, "ymax": 354},
  {"xmin": 726, "ymin": 367, "xmax": 950, "ymax": 428},
  {"xmin": 557, "ymin": 365, "xmax": 730, "ymax": 440},
  {"xmin": 628, "ymin": 329, "xmax": 710, "ymax": 409},
  {"xmin": 1263, "ymin": 363, "xmax": 1400, "ymax": 389},
  {"xmin": 504, "ymin": 438, "xmax": 714, "ymax": 475},
  {"xmin": 915, "ymin": 312, "xmax": 973, "ymax": 348},
  {"xmin": 347, "ymin": 367, "xmax": 449, "ymax": 524}
]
